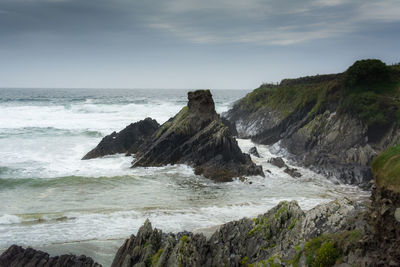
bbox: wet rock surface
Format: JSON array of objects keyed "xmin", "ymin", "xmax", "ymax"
[
  {"xmin": 248, "ymin": 146, "xmax": 261, "ymax": 158},
  {"xmin": 82, "ymin": 118, "xmax": 159, "ymax": 159},
  {"xmin": 268, "ymin": 157, "xmax": 286, "ymax": 168},
  {"xmin": 132, "ymin": 90, "xmax": 264, "ymax": 182},
  {"xmin": 0, "ymin": 245, "xmax": 101, "ymax": 267}
]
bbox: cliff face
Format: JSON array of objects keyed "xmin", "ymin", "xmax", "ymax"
[
  {"xmin": 224, "ymin": 60, "xmax": 400, "ymax": 186},
  {"xmin": 132, "ymin": 90, "xmax": 264, "ymax": 182}
]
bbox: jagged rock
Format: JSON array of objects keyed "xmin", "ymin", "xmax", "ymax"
[
  {"xmin": 0, "ymin": 245, "xmax": 101, "ymax": 267},
  {"xmin": 82, "ymin": 118, "xmax": 159, "ymax": 159},
  {"xmin": 248, "ymin": 147, "xmax": 261, "ymax": 158},
  {"xmin": 284, "ymin": 167, "xmax": 301, "ymax": 178},
  {"xmin": 268, "ymin": 157, "xmax": 286, "ymax": 168},
  {"xmin": 132, "ymin": 90, "xmax": 264, "ymax": 182},
  {"xmin": 111, "ymin": 199, "xmax": 367, "ymax": 267}
]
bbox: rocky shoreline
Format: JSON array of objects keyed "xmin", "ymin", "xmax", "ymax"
[
  {"xmin": 2, "ymin": 61, "xmax": 399, "ymax": 266},
  {"xmin": 2, "ymin": 181, "xmax": 397, "ymax": 266}
]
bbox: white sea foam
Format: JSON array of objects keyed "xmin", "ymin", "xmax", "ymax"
[
  {"xmin": 0, "ymin": 214, "xmax": 21, "ymax": 225},
  {"xmin": 0, "ymin": 89, "xmax": 368, "ymax": 253}
]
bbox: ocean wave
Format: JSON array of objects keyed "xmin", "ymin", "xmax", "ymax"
[
  {"xmin": 0, "ymin": 175, "xmax": 139, "ymax": 189},
  {"xmin": 0, "ymin": 127, "xmax": 103, "ymax": 138}
]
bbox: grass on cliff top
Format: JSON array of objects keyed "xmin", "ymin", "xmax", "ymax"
[
  {"xmin": 237, "ymin": 59, "xmax": 400, "ymax": 127},
  {"xmin": 238, "ymin": 78, "xmax": 341, "ymax": 118},
  {"xmin": 372, "ymin": 144, "xmax": 400, "ymax": 193}
]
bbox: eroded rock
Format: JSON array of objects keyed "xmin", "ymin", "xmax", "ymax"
[
  {"xmin": 82, "ymin": 118, "xmax": 159, "ymax": 159},
  {"xmin": 132, "ymin": 90, "xmax": 264, "ymax": 181}
]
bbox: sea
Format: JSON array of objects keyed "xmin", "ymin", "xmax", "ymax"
[{"xmin": 0, "ymin": 88, "xmax": 368, "ymax": 265}]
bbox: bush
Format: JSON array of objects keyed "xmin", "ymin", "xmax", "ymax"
[
  {"xmin": 345, "ymin": 59, "xmax": 390, "ymax": 89},
  {"xmin": 339, "ymin": 91, "xmax": 397, "ymax": 127}
]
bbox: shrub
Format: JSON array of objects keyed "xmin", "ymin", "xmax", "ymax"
[{"xmin": 345, "ymin": 59, "xmax": 390, "ymax": 89}]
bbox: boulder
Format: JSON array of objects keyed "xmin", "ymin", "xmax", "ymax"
[
  {"xmin": 132, "ymin": 90, "xmax": 264, "ymax": 182},
  {"xmin": 268, "ymin": 157, "xmax": 286, "ymax": 168},
  {"xmin": 0, "ymin": 245, "xmax": 100, "ymax": 267},
  {"xmin": 248, "ymin": 147, "xmax": 261, "ymax": 158},
  {"xmin": 82, "ymin": 118, "xmax": 159, "ymax": 160},
  {"xmin": 284, "ymin": 167, "xmax": 302, "ymax": 178}
]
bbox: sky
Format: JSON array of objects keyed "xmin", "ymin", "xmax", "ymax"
[{"xmin": 0, "ymin": 0, "xmax": 399, "ymax": 89}]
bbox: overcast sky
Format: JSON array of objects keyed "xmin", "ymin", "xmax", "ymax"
[{"xmin": 1, "ymin": 0, "xmax": 399, "ymax": 89}]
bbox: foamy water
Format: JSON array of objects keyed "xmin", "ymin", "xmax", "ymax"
[{"xmin": 0, "ymin": 88, "xmax": 368, "ymax": 264}]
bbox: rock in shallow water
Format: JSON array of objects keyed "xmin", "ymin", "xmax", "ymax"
[
  {"xmin": 248, "ymin": 146, "xmax": 261, "ymax": 158},
  {"xmin": 82, "ymin": 118, "xmax": 159, "ymax": 160},
  {"xmin": 132, "ymin": 90, "xmax": 264, "ymax": 182},
  {"xmin": 268, "ymin": 157, "xmax": 286, "ymax": 168}
]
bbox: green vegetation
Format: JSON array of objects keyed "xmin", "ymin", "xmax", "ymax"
[
  {"xmin": 180, "ymin": 235, "xmax": 189, "ymax": 243},
  {"xmin": 154, "ymin": 106, "xmax": 190, "ymax": 138},
  {"xmin": 240, "ymin": 256, "xmax": 249, "ymax": 265},
  {"xmin": 247, "ymin": 255, "xmax": 281, "ymax": 267},
  {"xmin": 305, "ymin": 240, "xmax": 340, "ymax": 267},
  {"xmin": 340, "ymin": 59, "xmax": 400, "ymax": 129},
  {"xmin": 150, "ymin": 248, "xmax": 164, "ymax": 266},
  {"xmin": 345, "ymin": 59, "xmax": 390, "ymax": 88},
  {"xmin": 372, "ymin": 144, "xmax": 400, "ymax": 193},
  {"xmin": 289, "ymin": 230, "xmax": 362, "ymax": 267},
  {"xmin": 237, "ymin": 59, "xmax": 400, "ymax": 131},
  {"xmin": 288, "ymin": 218, "xmax": 297, "ymax": 230},
  {"xmin": 238, "ymin": 78, "xmax": 339, "ymax": 117}
]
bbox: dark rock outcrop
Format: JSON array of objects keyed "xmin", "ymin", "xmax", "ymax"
[
  {"xmin": 0, "ymin": 245, "xmax": 100, "ymax": 267},
  {"xmin": 248, "ymin": 147, "xmax": 261, "ymax": 158},
  {"xmin": 268, "ymin": 157, "xmax": 286, "ymax": 168},
  {"xmin": 132, "ymin": 90, "xmax": 264, "ymax": 182},
  {"xmin": 284, "ymin": 167, "xmax": 301, "ymax": 178},
  {"xmin": 111, "ymin": 198, "xmax": 366, "ymax": 267},
  {"xmin": 82, "ymin": 118, "xmax": 159, "ymax": 160}
]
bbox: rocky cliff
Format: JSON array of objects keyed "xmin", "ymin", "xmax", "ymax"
[
  {"xmin": 132, "ymin": 90, "xmax": 264, "ymax": 181},
  {"xmin": 224, "ymin": 60, "xmax": 400, "ymax": 186}
]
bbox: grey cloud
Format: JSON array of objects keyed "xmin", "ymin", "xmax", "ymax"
[{"xmin": 1, "ymin": 0, "xmax": 399, "ymax": 46}]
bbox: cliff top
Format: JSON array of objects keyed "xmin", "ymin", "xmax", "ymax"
[{"xmin": 235, "ymin": 59, "xmax": 400, "ymax": 131}]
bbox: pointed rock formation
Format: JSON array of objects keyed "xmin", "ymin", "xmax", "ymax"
[
  {"xmin": 82, "ymin": 118, "xmax": 159, "ymax": 160},
  {"xmin": 132, "ymin": 90, "xmax": 264, "ymax": 182}
]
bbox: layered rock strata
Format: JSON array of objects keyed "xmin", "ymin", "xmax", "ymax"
[{"xmin": 132, "ymin": 90, "xmax": 264, "ymax": 181}]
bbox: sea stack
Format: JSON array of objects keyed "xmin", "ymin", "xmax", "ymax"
[{"xmin": 132, "ymin": 90, "xmax": 264, "ymax": 181}]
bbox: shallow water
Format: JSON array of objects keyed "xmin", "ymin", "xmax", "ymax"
[{"xmin": 0, "ymin": 88, "xmax": 368, "ymax": 265}]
